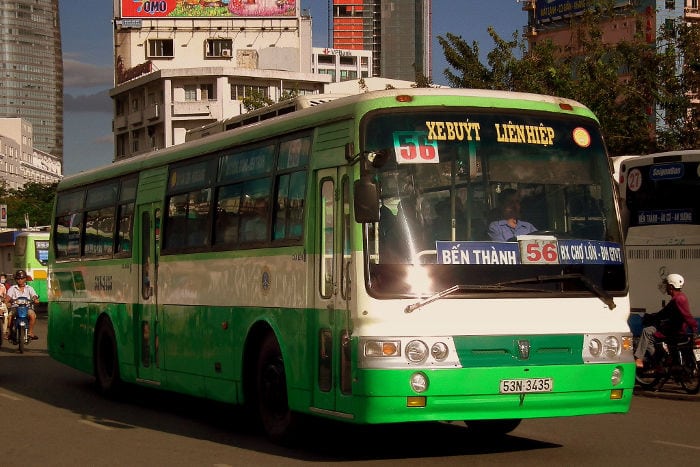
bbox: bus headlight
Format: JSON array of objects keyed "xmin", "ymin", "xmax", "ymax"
[
  {"xmin": 406, "ymin": 340, "xmax": 428, "ymax": 363},
  {"xmin": 603, "ymin": 336, "xmax": 621, "ymax": 358},
  {"xmin": 431, "ymin": 342, "xmax": 449, "ymax": 361},
  {"xmin": 588, "ymin": 338, "xmax": 602, "ymax": 357},
  {"xmin": 583, "ymin": 333, "xmax": 633, "ymax": 363}
]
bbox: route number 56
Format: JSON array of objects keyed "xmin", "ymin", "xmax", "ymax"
[
  {"xmin": 522, "ymin": 239, "xmax": 559, "ymax": 264},
  {"xmin": 393, "ymin": 131, "xmax": 439, "ymax": 164}
]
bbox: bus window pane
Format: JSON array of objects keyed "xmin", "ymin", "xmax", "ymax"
[
  {"xmin": 214, "ymin": 184, "xmax": 242, "ymax": 245},
  {"xmin": 85, "ymin": 207, "xmax": 115, "ymax": 256},
  {"xmin": 54, "ymin": 213, "xmax": 82, "ymax": 258},
  {"xmin": 274, "ymin": 174, "xmax": 290, "ymax": 240},
  {"xmin": 278, "ymin": 136, "xmax": 310, "ymax": 170},
  {"xmin": 56, "ymin": 190, "xmax": 84, "ymax": 216},
  {"xmin": 239, "ymin": 178, "xmax": 271, "ymax": 243},
  {"xmin": 165, "ymin": 194, "xmax": 188, "ymax": 249},
  {"xmin": 120, "ymin": 176, "xmax": 138, "ymax": 201},
  {"xmin": 219, "ymin": 144, "xmax": 275, "ymax": 182},
  {"xmin": 86, "ymin": 182, "xmax": 118, "ymax": 210},
  {"xmin": 274, "ymin": 171, "xmax": 306, "ymax": 241},
  {"xmin": 320, "ymin": 179, "xmax": 334, "ymax": 298},
  {"xmin": 117, "ymin": 202, "xmax": 134, "ymax": 254},
  {"xmin": 169, "ymin": 160, "xmax": 212, "ymax": 192}
]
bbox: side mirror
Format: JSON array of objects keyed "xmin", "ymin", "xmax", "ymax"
[{"xmin": 354, "ymin": 177, "xmax": 380, "ymax": 223}]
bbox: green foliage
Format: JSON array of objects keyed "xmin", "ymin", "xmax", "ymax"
[
  {"xmin": 436, "ymin": 1, "xmax": 700, "ymax": 156},
  {"xmin": 241, "ymin": 89, "xmax": 274, "ymax": 111},
  {"xmin": 0, "ymin": 182, "xmax": 56, "ymax": 229}
]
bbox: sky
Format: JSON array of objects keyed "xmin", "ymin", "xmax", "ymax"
[{"xmin": 60, "ymin": 0, "xmax": 526, "ymax": 176}]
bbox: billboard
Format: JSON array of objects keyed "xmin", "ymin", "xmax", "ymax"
[
  {"xmin": 121, "ymin": 0, "xmax": 299, "ymax": 18},
  {"xmin": 536, "ymin": 0, "xmax": 639, "ymax": 23}
]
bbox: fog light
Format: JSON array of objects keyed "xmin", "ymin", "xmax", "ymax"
[
  {"xmin": 611, "ymin": 367, "xmax": 622, "ymax": 386},
  {"xmin": 410, "ymin": 372, "xmax": 429, "ymax": 393}
]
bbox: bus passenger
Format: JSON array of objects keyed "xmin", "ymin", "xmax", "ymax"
[
  {"xmin": 634, "ymin": 273, "xmax": 698, "ymax": 368},
  {"xmin": 488, "ymin": 188, "xmax": 537, "ymax": 241},
  {"xmin": 4, "ymin": 270, "xmax": 40, "ymax": 340}
]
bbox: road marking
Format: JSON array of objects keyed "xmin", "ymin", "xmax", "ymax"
[{"xmin": 654, "ymin": 440, "xmax": 700, "ymax": 451}]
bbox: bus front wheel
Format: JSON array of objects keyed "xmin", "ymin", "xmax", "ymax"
[
  {"xmin": 255, "ymin": 331, "xmax": 300, "ymax": 443},
  {"xmin": 94, "ymin": 319, "xmax": 122, "ymax": 396}
]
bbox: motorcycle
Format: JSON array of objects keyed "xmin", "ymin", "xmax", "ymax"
[
  {"xmin": 7, "ymin": 297, "xmax": 33, "ymax": 353},
  {"xmin": 635, "ymin": 334, "xmax": 700, "ymax": 395}
]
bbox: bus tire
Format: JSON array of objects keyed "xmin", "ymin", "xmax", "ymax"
[
  {"xmin": 255, "ymin": 331, "xmax": 300, "ymax": 443},
  {"xmin": 678, "ymin": 348, "xmax": 700, "ymax": 395},
  {"xmin": 466, "ymin": 419, "xmax": 522, "ymax": 436},
  {"xmin": 94, "ymin": 318, "xmax": 122, "ymax": 396}
]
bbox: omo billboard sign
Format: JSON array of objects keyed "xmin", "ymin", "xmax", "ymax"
[{"xmin": 120, "ymin": 0, "xmax": 299, "ymax": 19}]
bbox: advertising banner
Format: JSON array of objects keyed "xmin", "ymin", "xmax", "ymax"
[{"xmin": 121, "ymin": 0, "xmax": 299, "ymax": 19}]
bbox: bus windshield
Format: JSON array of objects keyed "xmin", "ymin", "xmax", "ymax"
[
  {"xmin": 623, "ymin": 159, "xmax": 700, "ymax": 228},
  {"xmin": 362, "ymin": 109, "xmax": 624, "ymax": 297}
]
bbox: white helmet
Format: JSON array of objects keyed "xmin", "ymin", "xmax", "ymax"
[{"xmin": 665, "ymin": 273, "xmax": 684, "ymax": 289}]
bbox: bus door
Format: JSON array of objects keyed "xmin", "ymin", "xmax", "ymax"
[
  {"xmin": 136, "ymin": 202, "xmax": 162, "ymax": 384},
  {"xmin": 312, "ymin": 168, "xmax": 354, "ymax": 415}
]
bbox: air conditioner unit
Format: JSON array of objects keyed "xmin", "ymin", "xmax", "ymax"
[{"xmin": 221, "ymin": 49, "xmax": 231, "ymax": 57}]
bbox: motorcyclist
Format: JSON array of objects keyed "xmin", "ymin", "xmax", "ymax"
[
  {"xmin": 0, "ymin": 273, "xmax": 7, "ymax": 339},
  {"xmin": 634, "ymin": 273, "xmax": 698, "ymax": 368},
  {"xmin": 4, "ymin": 270, "xmax": 40, "ymax": 340}
]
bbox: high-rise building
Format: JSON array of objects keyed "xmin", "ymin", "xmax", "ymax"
[
  {"xmin": 331, "ymin": 0, "xmax": 431, "ymax": 82},
  {"xmin": 0, "ymin": 0, "xmax": 63, "ymax": 162}
]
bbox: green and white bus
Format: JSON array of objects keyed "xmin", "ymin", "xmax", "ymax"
[
  {"xmin": 13, "ymin": 230, "xmax": 50, "ymax": 307},
  {"xmin": 48, "ymin": 89, "xmax": 634, "ymax": 441}
]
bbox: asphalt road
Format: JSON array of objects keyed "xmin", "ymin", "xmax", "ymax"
[{"xmin": 1, "ymin": 314, "xmax": 698, "ymax": 466}]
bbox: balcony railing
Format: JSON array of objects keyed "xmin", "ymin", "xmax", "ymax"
[{"xmin": 172, "ymin": 101, "xmax": 211, "ymax": 116}]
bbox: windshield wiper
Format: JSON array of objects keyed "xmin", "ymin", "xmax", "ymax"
[
  {"xmin": 404, "ymin": 283, "xmax": 552, "ymax": 314},
  {"xmin": 497, "ymin": 273, "xmax": 616, "ymax": 310}
]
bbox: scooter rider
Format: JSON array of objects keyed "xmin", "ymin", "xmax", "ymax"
[
  {"xmin": 0, "ymin": 273, "xmax": 7, "ymax": 339},
  {"xmin": 634, "ymin": 273, "xmax": 698, "ymax": 368},
  {"xmin": 4, "ymin": 270, "xmax": 40, "ymax": 340}
]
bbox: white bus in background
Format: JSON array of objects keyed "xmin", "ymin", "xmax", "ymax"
[{"xmin": 616, "ymin": 150, "xmax": 700, "ymax": 335}]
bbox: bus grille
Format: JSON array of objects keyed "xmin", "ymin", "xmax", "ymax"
[{"xmin": 626, "ymin": 247, "xmax": 700, "ymax": 261}]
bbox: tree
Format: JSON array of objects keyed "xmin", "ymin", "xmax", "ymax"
[
  {"xmin": 241, "ymin": 89, "xmax": 274, "ymax": 111},
  {"xmin": 0, "ymin": 182, "xmax": 57, "ymax": 228},
  {"xmin": 436, "ymin": 1, "xmax": 700, "ymax": 156}
]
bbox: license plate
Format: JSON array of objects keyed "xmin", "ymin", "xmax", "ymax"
[
  {"xmin": 694, "ymin": 348, "xmax": 700, "ymax": 361},
  {"xmin": 500, "ymin": 378, "xmax": 553, "ymax": 393}
]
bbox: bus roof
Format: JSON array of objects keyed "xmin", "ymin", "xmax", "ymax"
[{"xmin": 59, "ymin": 88, "xmax": 597, "ymax": 191}]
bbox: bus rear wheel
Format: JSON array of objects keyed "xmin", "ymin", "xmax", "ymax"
[
  {"xmin": 94, "ymin": 319, "xmax": 122, "ymax": 396},
  {"xmin": 255, "ymin": 331, "xmax": 301, "ymax": 443}
]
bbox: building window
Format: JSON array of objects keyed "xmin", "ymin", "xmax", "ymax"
[
  {"xmin": 232, "ymin": 84, "xmax": 269, "ymax": 100},
  {"xmin": 318, "ymin": 55, "xmax": 334, "ymax": 65},
  {"xmin": 147, "ymin": 39, "xmax": 174, "ymax": 58},
  {"xmin": 665, "ymin": 18, "xmax": 675, "ymax": 36},
  {"xmin": 206, "ymin": 39, "xmax": 233, "ymax": 58},
  {"xmin": 201, "ymin": 83, "xmax": 215, "ymax": 100},
  {"xmin": 184, "ymin": 85, "xmax": 197, "ymax": 101},
  {"xmin": 339, "ymin": 56, "xmax": 356, "ymax": 66},
  {"xmin": 665, "ymin": 0, "xmax": 674, "ymax": 9}
]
